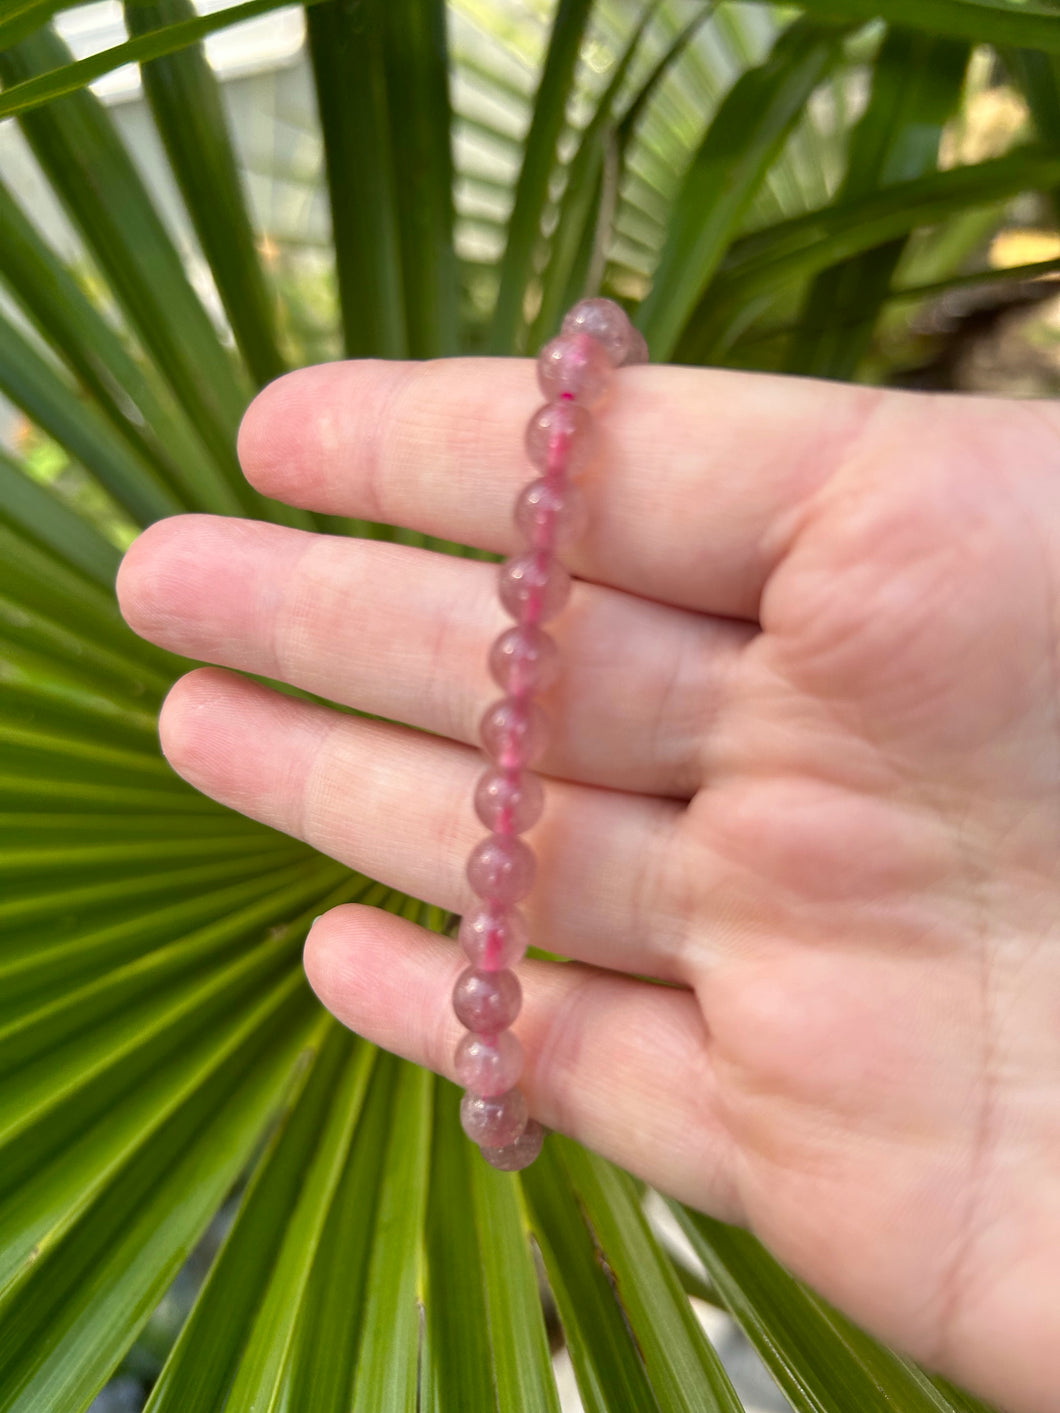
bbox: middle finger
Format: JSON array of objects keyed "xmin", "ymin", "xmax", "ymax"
[{"xmin": 118, "ymin": 514, "xmax": 752, "ymax": 798}]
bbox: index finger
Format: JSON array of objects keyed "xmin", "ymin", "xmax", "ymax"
[{"xmin": 237, "ymin": 357, "xmax": 884, "ymax": 620}]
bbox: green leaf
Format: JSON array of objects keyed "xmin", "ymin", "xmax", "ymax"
[
  {"xmin": 0, "ymin": 0, "xmax": 330, "ymax": 121},
  {"xmin": 382, "ymin": 0, "xmax": 461, "ymax": 357},
  {"xmin": 766, "ymin": 0, "xmax": 1060, "ymax": 55},
  {"xmin": 0, "ymin": 178, "xmax": 246, "ymax": 517},
  {"xmin": 530, "ymin": 3, "xmax": 658, "ymax": 347},
  {"xmin": 672, "ymin": 1206, "xmax": 993, "ymax": 1413},
  {"xmin": 470, "ymin": 1113, "xmax": 563, "ymax": 1413},
  {"xmin": 0, "ymin": 447, "xmax": 121, "ymax": 586},
  {"xmin": 638, "ymin": 17, "xmax": 850, "ymax": 359},
  {"xmin": 557, "ymin": 1140, "xmax": 743, "ymax": 1413},
  {"xmin": 0, "ymin": 992, "xmax": 327, "ymax": 1413},
  {"xmin": 285, "ymin": 1058, "xmax": 398, "ymax": 1412},
  {"xmin": 681, "ymin": 145, "xmax": 1060, "ymax": 360},
  {"xmin": 422, "ymin": 1082, "xmax": 497, "ymax": 1412},
  {"xmin": 350, "ymin": 1062, "xmax": 434, "ymax": 1413},
  {"xmin": 489, "ymin": 0, "xmax": 596, "ymax": 352},
  {"xmin": 522, "ymin": 1144, "xmax": 661, "ymax": 1413},
  {"xmin": 307, "ymin": 0, "xmax": 408, "ymax": 358},
  {"xmin": 123, "ymin": 0, "xmax": 288, "ymax": 390},
  {"xmin": 787, "ymin": 29, "xmax": 970, "ymax": 378},
  {"xmin": 0, "ymin": 311, "xmax": 186, "ymax": 525}
]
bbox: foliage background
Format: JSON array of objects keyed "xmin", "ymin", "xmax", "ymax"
[{"xmin": 0, "ymin": 1, "xmax": 1058, "ymax": 1409}]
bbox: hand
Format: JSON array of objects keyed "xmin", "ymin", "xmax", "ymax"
[{"xmin": 117, "ymin": 359, "xmax": 1060, "ymax": 1413}]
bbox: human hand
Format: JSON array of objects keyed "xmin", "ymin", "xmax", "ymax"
[{"xmin": 116, "ymin": 359, "xmax": 1060, "ymax": 1413}]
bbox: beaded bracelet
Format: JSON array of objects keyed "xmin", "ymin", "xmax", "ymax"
[{"xmin": 453, "ymin": 298, "xmax": 648, "ymax": 1171}]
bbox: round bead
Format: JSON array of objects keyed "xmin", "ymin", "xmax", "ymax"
[
  {"xmin": 458, "ymin": 904, "xmax": 529, "ymax": 970},
  {"xmin": 460, "ymin": 1086, "xmax": 529, "ymax": 1147},
  {"xmin": 453, "ymin": 966, "xmax": 522, "ymax": 1031},
  {"xmin": 480, "ymin": 1118, "xmax": 546, "ymax": 1171},
  {"xmin": 499, "ymin": 552, "xmax": 571, "ymax": 625},
  {"xmin": 474, "ymin": 766, "xmax": 545, "ymax": 833},
  {"xmin": 466, "ymin": 833, "xmax": 535, "ymax": 904},
  {"xmin": 561, "ymin": 297, "xmax": 633, "ymax": 367},
  {"xmin": 455, "ymin": 1030, "xmax": 524, "ymax": 1096},
  {"xmin": 515, "ymin": 477, "xmax": 588, "ymax": 552},
  {"xmin": 622, "ymin": 326, "xmax": 650, "ymax": 366},
  {"xmin": 489, "ymin": 624, "xmax": 560, "ymax": 696},
  {"xmin": 525, "ymin": 401, "xmax": 598, "ymax": 478},
  {"xmin": 537, "ymin": 331, "xmax": 613, "ymax": 407},
  {"xmin": 479, "ymin": 697, "xmax": 549, "ymax": 772}
]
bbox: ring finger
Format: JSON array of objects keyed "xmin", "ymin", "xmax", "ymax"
[{"xmin": 158, "ymin": 667, "xmax": 703, "ymax": 980}]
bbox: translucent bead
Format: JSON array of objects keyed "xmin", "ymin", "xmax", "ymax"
[
  {"xmin": 499, "ymin": 552, "xmax": 571, "ymax": 625},
  {"xmin": 479, "ymin": 697, "xmax": 549, "ymax": 772},
  {"xmin": 455, "ymin": 1030, "xmax": 524, "ymax": 1096},
  {"xmin": 515, "ymin": 477, "xmax": 588, "ymax": 552},
  {"xmin": 525, "ymin": 401, "xmax": 598, "ymax": 478},
  {"xmin": 622, "ymin": 327, "xmax": 650, "ymax": 366},
  {"xmin": 489, "ymin": 624, "xmax": 560, "ymax": 696},
  {"xmin": 537, "ymin": 331, "xmax": 613, "ymax": 407},
  {"xmin": 466, "ymin": 833, "xmax": 535, "ymax": 904},
  {"xmin": 561, "ymin": 297, "xmax": 633, "ymax": 367},
  {"xmin": 458, "ymin": 904, "xmax": 529, "ymax": 970},
  {"xmin": 460, "ymin": 1086, "xmax": 529, "ymax": 1147},
  {"xmin": 453, "ymin": 966, "xmax": 522, "ymax": 1031},
  {"xmin": 481, "ymin": 1118, "xmax": 545, "ymax": 1171},
  {"xmin": 474, "ymin": 765, "xmax": 545, "ymax": 833}
]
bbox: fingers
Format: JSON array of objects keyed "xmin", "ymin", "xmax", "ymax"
[
  {"xmin": 157, "ymin": 667, "xmax": 695, "ymax": 981},
  {"xmin": 118, "ymin": 514, "xmax": 751, "ymax": 798},
  {"xmin": 237, "ymin": 357, "xmax": 884, "ymax": 619},
  {"xmin": 304, "ymin": 903, "xmax": 742, "ymax": 1219}
]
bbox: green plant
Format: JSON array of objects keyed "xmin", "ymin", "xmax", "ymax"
[{"xmin": 0, "ymin": 2, "xmax": 1056, "ymax": 1408}]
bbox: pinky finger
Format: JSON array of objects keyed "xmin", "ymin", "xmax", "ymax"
[{"xmin": 304, "ymin": 903, "xmax": 742, "ymax": 1219}]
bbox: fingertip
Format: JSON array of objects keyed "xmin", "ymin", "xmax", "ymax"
[
  {"xmin": 237, "ymin": 363, "xmax": 370, "ymax": 505},
  {"xmin": 115, "ymin": 514, "xmax": 205, "ymax": 634}
]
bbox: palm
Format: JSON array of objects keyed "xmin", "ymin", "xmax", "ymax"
[{"xmin": 118, "ymin": 361, "xmax": 1060, "ymax": 1413}]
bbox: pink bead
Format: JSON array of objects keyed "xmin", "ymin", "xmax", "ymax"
[
  {"xmin": 622, "ymin": 327, "xmax": 650, "ymax": 366},
  {"xmin": 515, "ymin": 478, "xmax": 588, "ymax": 552},
  {"xmin": 479, "ymin": 697, "xmax": 549, "ymax": 772},
  {"xmin": 455, "ymin": 1030, "xmax": 524, "ymax": 1096},
  {"xmin": 458, "ymin": 904, "xmax": 529, "ymax": 969},
  {"xmin": 499, "ymin": 552, "xmax": 571, "ymax": 625},
  {"xmin": 561, "ymin": 297, "xmax": 633, "ymax": 367},
  {"xmin": 489, "ymin": 624, "xmax": 560, "ymax": 696},
  {"xmin": 474, "ymin": 766, "xmax": 545, "ymax": 833},
  {"xmin": 537, "ymin": 332, "xmax": 613, "ymax": 407},
  {"xmin": 466, "ymin": 833, "xmax": 535, "ymax": 903},
  {"xmin": 481, "ymin": 1118, "xmax": 545, "ymax": 1171},
  {"xmin": 525, "ymin": 401, "xmax": 598, "ymax": 478},
  {"xmin": 460, "ymin": 1087, "xmax": 529, "ymax": 1147},
  {"xmin": 453, "ymin": 966, "xmax": 522, "ymax": 1031}
]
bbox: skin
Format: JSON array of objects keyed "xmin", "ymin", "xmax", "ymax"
[{"xmin": 116, "ymin": 359, "xmax": 1060, "ymax": 1413}]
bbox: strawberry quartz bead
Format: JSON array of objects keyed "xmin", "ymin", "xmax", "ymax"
[
  {"xmin": 458, "ymin": 904, "xmax": 529, "ymax": 970},
  {"xmin": 515, "ymin": 477, "xmax": 589, "ymax": 551},
  {"xmin": 466, "ymin": 833, "xmax": 535, "ymax": 903},
  {"xmin": 561, "ymin": 297, "xmax": 633, "ymax": 367},
  {"xmin": 489, "ymin": 624, "xmax": 560, "ymax": 696},
  {"xmin": 562, "ymin": 296, "xmax": 648, "ymax": 368},
  {"xmin": 525, "ymin": 401, "xmax": 598, "ymax": 478},
  {"xmin": 537, "ymin": 331, "xmax": 612, "ymax": 407},
  {"xmin": 460, "ymin": 1087, "xmax": 529, "ymax": 1147},
  {"xmin": 499, "ymin": 551, "xmax": 571, "ymax": 623},
  {"xmin": 479, "ymin": 696, "xmax": 549, "ymax": 771},
  {"xmin": 480, "ymin": 1118, "xmax": 545, "ymax": 1172},
  {"xmin": 455, "ymin": 1029, "xmax": 524, "ymax": 1096},
  {"xmin": 453, "ymin": 966, "xmax": 522, "ymax": 1030},
  {"xmin": 474, "ymin": 766, "xmax": 545, "ymax": 834}
]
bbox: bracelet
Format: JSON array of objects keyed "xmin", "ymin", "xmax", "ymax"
[{"xmin": 453, "ymin": 298, "xmax": 648, "ymax": 1171}]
